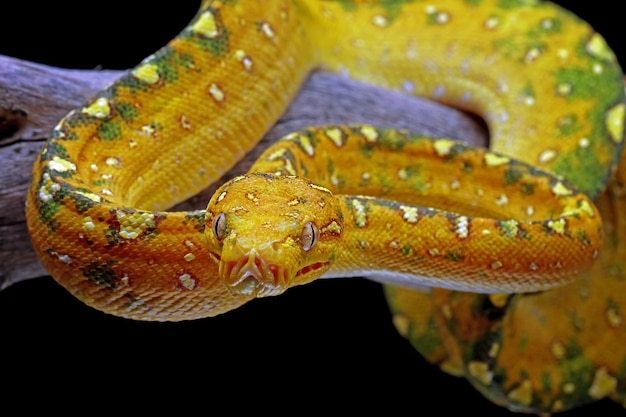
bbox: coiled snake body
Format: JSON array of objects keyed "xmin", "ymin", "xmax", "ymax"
[{"xmin": 25, "ymin": 0, "xmax": 626, "ymax": 413}]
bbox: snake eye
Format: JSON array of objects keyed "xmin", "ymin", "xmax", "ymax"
[
  {"xmin": 301, "ymin": 221, "xmax": 319, "ymax": 251},
  {"xmin": 213, "ymin": 212, "xmax": 226, "ymax": 241}
]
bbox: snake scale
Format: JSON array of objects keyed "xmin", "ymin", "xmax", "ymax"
[{"xmin": 24, "ymin": 0, "xmax": 626, "ymax": 414}]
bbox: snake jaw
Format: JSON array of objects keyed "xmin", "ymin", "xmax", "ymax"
[{"xmin": 221, "ymin": 248, "xmax": 290, "ymax": 297}]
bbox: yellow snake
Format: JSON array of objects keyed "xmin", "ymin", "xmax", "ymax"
[{"xmin": 25, "ymin": 0, "xmax": 626, "ymax": 413}]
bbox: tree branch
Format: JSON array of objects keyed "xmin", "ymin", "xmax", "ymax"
[{"xmin": 0, "ymin": 54, "xmax": 487, "ymax": 289}]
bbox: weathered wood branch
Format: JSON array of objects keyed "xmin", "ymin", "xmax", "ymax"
[{"xmin": 0, "ymin": 54, "xmax": 487, "ymax": 290}]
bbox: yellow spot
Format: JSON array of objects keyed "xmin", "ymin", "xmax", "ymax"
[
  {"xmin": 321, "ymin": 220, "xmax": 342, "ymax": 235},
  {"xmin": 282, "ymin": 158, "xmax": 297, "ymax": 176},
  {"xmin": 75, "ymin": 190, "xmax": 102, "ymax": 203},
  {"xmin": 180, "ymin": 115, "xmax": 192, "ymax": 130},
  {"xmin": 499, "ymin": 219, "xmax": 519, "ymax": 238},
  {"xmin": 547, "ymin": 218, "xmax": 566, "ymax": 235},
  {"xmin": 440, "ymin": 303, "xmax": 452, "ymax": 319},
  {"xmin": 552, "ymin": 181, "xmax": 573, "ymax": 196},
  {"xmin": 191, "ymin": 11, "xmax": 219, "ymax": 38},
  {"xmin": 82, "ymin": 216, "xmax": 96, "ymax": 231},
  {"xmin": 352, "ymin": 199, "xmax": 368, "ymax": 228},
  {"xmin": 106, "ymin": 157, "xmax": 122, "ymax": 168},
  {"xmin": 217, "ymin": 191, "xmax": 227, "ymax": 202},
  {"xmin": 178, "ymin": 273, "xmax": 196, "ymax": 290},
  {"xmin": 538, "ymin": 149, "xmax": 557, "ymax": 164},
  {"xmin": 260, "ymin": 22, "xmax": 275, "ymax": 39},
  {"xmin": 131, "ymin": 63, "xmax": 160, "ymax": 84},
  {"xmin": 563, "ymin": 383, "xmax": 576, "ymax": 394},
  {"xmin": 310, "ymin": 183, "xmax": 332, "ymax": 194},
  {"xmin": 38, "ymin": 173, "xmax": 60, "ymax": 203},
  {"xmin": 246, "ymin": 192, "xmax": 258, "ymax": 203},
  {"xmin": 392, "ymin": 313, "xmax": 410, "ymax": 337},
  {"xmin": 556, "ymin": 83, "xmax": 572, "ymax": 96},
  {"xmin": 299, "ymin": 135, "xmax": 315, "ymax": 156},
  {"xmin": 399, "ymin": 205, "xmax": 419, "ymax": 224},
  {"xmin": 495, "ymin": 194, "xmax": 509, "ymax": 206},
  {"xmin": 586, "ymin": 34, "xmax": 616, "ymax": 62},
  {"xmin": 484, "ymin": 153, "xmax": 510, "ymax": 167},
  {"xmin": 267, "ymin": 148, "xmax": 287, "ymax": 161},
  {"xmin": 209, "ymin": 83, "xmax": 226, "ymax": 102},
  {"xmin": 433, "ymin": 139, "xmax": 454, "ymax": 156},
  {"xmin": 81, "ymin": 97, "xmax": 110, "ymax": 119},
  {"xmin": 116, "ymin": 210, "xmax": 155, "ymax": 239},
  {"xmin": 524, "ymin": 47, "xmax": 542, "ymax": 63},
  {"xmin": 455, "ymin": 216, "xmax": 469, "ymax": 239},
  {"xmin": 360, "ymin": 126, "xmax": 379, "ymax": 142},
  {"xmin": 588, "ymin": 367, "xmax": 617, "ymax": 399},
  {"xmin": 593, "ymin": 63, "xmax": 604, "ymax": 74},
  {"xmin": 606, "ymin": 103, "xmax": 625, "ymax": 144},
  {"xmin": 234, "ymin": 50, "xmax": 253, "ymax": 72},
  {"xmin": 371, "ymin": 14, "xmax": 388, "ymax": 27},
  {"xmin": 551, "ymin": 341, "xmax": 566, "ymax": 360},
  {"xmin": 287, "ymin": 199, "xmax": 299, "ymax": 206},
  {"xmin": 578, "ymin": 200, "xmax": 595, "ymax": 217},
  {"xmin": 507, "ymin": 380, "xmax": 533, "ymax": 406},
  {"xmin": 488, "ymin": 294, "xmax": 509, "ymax": 308},
  {"xmin": 606, "ymin": 307, "xmax": 622, "ymax": 327},
  {"xmin": 491, "ymin": 261, "xmax": 503, "ymax": 270},
  {"xmin": 141, "ymin": 124, "xmax": 156, "ymax": 136},
  {"xmin": 48, "ymin": 156, "xmax": 76, "ymax": 173},
  {"xmin": 397, "ymin": 168, "xmax": 409, "ymax": 181},
  {"xmin": 484, "ymin": 16, "xmax": 499, "ymax": 30},
  {"xmin": 467, "ymin": 361, "xmax": 493, "ymax": 385},
  {"xmin": 325, "ymin": 128, "xmax": 344, "ymax": 147},
  {"xmin": 488, "ymin": 342, "xmax": 500, "ymax": 358},
  {"xmin": 428, "ymin": 248, "xmax": 440, "ymax": 256},
  {"xmin": 184, "ymin": 253, "xmax": 196, "ymax": 262}
]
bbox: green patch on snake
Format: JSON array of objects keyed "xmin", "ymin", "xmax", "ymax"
[
  {"xmin": 65, "ymin": 111, "xmax": 98, "ymax": 129},
  {"xmin": 182, "ymin": 18, "xmax": 229, "ymax": 56},
  {"xmin": 115, "ymin": 101, "xmax": 139, "ymax": 121},
  {"xmin": 445, "ymin": 249, "xmax": 465, "ymax": 262},
  {"xmin": 497, "ymin": 0, "xmax": 541, "ymax": 10},
  {"xmin": 409, "ymin": 317, "xmax": 445, "ymax": 359},
  {"xmin": 551, "ymin": 146, "xmax": 606, "ymax": 199},
  {"xmin": 183, "ymin": 210, "xmax": 206, "ymax": 233},
  {"xmin": 519, "ymin": 182, "xmax": 535, "ymax": 196},
  {"xmin": 81, "ymin": 260, "xmax": 120, "ymax": 290},
  {"xmin": 556, "ymin": 339, "xmax": 596, "ymax": 406},
  {"xmin": 97, "ymin": 121, "xmax": 122, "ymax": 141},
  {"xmin": 333, "ymin": 0, "xmax": 416, "ymax": 23},
  {"xmin": 555, "ymin": 114, "xmax": 582, "ymax": 137},
  {"xmin": 541, "ymin": 371, "xmax": 554, "ymax": 392},
  {"xmin": 40, "ymin": 142, "xmax": 70, "ymax": 164},
  {"xmin": 503, "ymin": 165, "xmax": 524, "ymax": 185},
  {"xmin": 577, "ymin": 230, "xmax": 591, "ymax": 246},
  {"xmin": 37, "ymin": 198, "xmax": 61, "ymax": 231},
  {"xmin": 528, "ymin": 17, "xmax": 563, "ymax": 37}
]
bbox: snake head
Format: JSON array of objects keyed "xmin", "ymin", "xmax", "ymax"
[{"xmin": 205, "ymin": 173, "xmax": 343, "ymax": 297}]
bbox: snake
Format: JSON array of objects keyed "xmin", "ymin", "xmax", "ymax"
[{"xmin": 24, "ymin": 0, "xmax": 626, "ymax": 414}]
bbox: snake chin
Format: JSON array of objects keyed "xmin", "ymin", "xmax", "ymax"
[{"xmin": 221, "ymin": 249, "xmax": 331, "ymax": 297}]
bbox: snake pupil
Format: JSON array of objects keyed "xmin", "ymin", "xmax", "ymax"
[
  {"xmin": 214, "ymin": 212, "xmax": 226, "ymax": 241},
  {"xmin": 301, "ymin": 221, "xmax": 318, "ymax": 251}
]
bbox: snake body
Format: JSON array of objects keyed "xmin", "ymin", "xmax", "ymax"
[{"xmin": 25, "ymin": 0, "xmax": 625, "ymax": 413}]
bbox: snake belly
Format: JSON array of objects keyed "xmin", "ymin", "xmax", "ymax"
[{"xmin": 25, "ymin": 1, "xmax": 625, "ymax": 413}]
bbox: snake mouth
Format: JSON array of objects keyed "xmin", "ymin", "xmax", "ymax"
[
  {"xmin": 220, "ymin": 249, "xmax": 289, "ymax": 297},
  {"xmin": 220, "ymin": 251, "xmax": 331, "ymax": 297},
  {"xmin": 296, "ymin": 262, "xmax": 330, "ymax": 278}
]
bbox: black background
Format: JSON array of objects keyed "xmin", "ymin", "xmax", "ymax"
[{"xmin": 1, "ymin": 2, "xmax": 624, "ymax": 415}]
